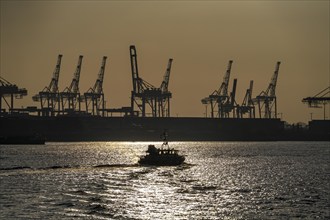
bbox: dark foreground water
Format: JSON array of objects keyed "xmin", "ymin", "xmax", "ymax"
[{"xmin": 0, "ymin": 142, "xmax": 329, "ymax": 219}]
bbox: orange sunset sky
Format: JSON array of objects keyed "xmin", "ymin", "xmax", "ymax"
[{"xmin": 1, "ymin": 1, "xmax": 329, "ymax": 123}]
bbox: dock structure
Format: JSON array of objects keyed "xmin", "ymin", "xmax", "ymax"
[
  {"xmin": 2, "ymin": 48, "xmax": 330, "ymax": 141},
  {"xmin": 0, "ymin": 76, "xmax": 27, "ymax": 115},
  {"xmin": 28, "ymin": 48, "xmax": 284, "ymax": 120},
  {"xmin": 7, "ymin": 47, "xmax": 284, "ymax": 120}
]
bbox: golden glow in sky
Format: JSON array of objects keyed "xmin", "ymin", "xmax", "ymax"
[{"xmin": 0, "ymin": 1, "xmax": 329, "ymax": 123}]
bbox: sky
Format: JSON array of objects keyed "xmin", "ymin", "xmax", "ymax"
[{"xmin": 1, "ymin": 0, "xmax": 329, "ymax": 123}]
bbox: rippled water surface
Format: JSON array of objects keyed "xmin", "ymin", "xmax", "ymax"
[{"xmin": 1, "ymin": 142, "xmax": 329, "ymax": 219}]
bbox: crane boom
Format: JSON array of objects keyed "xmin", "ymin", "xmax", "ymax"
[
  {"xmin": 302, "ymin": 86, "xmax": 330, "ymax": 107},
  {"xmin": 160, "ymin": 58, "xmax": 173, "ymax": 92},
  {"xmin": 254, "ymin": 61, "xmax": 281, "ymax": 119},
  {"xmin": 130, "ymin": 45, "xmax": 140, "ymax": 93},
  {"xmin": 265, "ymin": 61, "xmax": 281, "ymax": 97},
  {"xmin": 249, "ymin": 80, "xmax": 254, "ymax": 95},
  {"xmin": 32, "ymin": 54, "xmax": 62, "ymax": 114},
  {"xmin": 237, "ymin": 80, "xmax": 255, "ymax": 118},
  {"xmin": 93, "ymin": 56, "xmax": 107, "ymax": 94},
  {"xmin": 248, "ymin": 80, "xmax": 254, "ymax": 105},
  {"xmin": 230, "ymin": 78, "xmax": 237, "ymax": 105},
  {"xmin": 201, "ymin": 60, "xmax": 234, "ymax": 118},
  {"xmin": 48, "ymin": 54, "xmax": 63, "ymax": 93},
  {"xmin": 68, "ymin": 55, "xmax": 83, "ymax": 93},
  {"xmin": 218, "ymin": 60, "xmax": 233, "ymax": 96},
  {"xmin": 242, "ymin": 80, "xmax": 253, "ymax": 106},
  {"xmin": 129, "ymin": 45, "xmax": 171, "ymax": 117}
]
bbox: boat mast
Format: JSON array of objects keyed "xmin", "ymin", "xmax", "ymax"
[{"xmin": 161, "ymin": 130, "xmax": 169, "ymax": 148}]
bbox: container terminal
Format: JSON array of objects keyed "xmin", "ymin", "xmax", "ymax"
[{"xmin": 0, "ymin": 45, "xmax": 329, "ymax": 141}]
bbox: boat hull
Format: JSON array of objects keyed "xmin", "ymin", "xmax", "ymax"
[{"xmin": 139, "ymin": 155, "xmax": 185, "ymax": 166}]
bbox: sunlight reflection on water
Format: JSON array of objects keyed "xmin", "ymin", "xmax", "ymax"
[{"xmin": 0, "ymin": 142, "xmax": 329, "ymax": 219}]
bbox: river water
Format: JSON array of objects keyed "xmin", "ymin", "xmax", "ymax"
[{"xmin": 0, "ymin": 142, "xmax": 329, "ymax": 219}]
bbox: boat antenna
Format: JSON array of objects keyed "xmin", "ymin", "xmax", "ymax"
[{"xmin": 161, "ymin": 129, "xmax": 169, "ymax": 149}]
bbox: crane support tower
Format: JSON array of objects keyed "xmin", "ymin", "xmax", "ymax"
[
  {"xmin": 254, "ymin": 61, "xmax": 281, "ymax": 119},
  {"xmin": 60, "ymin": 55, "xmax": 83, "ymax": 115},
  {"xmin": 0, "ymin": 76, "xmax": 27, "ymax": 115},
  {"xmin": 129, "ymin": 45, "xmax": 172, "ymax": 117},
  {"xmin": 82, "ymin": 56, "xmax": 107, "ymax": 116},
  {"xmin": 302, "ymin": 86, "xmax": 330, "ymax": 120},
  {"xmin": 32, "ymin": 54, "xmax": 62, "ymax": 116},
  {"xmin": 201, "ymin": 60, "xmax": 237, "ymax": 118},
  {"xmin": 237, "ymin": 80, "xmax": 255, "ymax": 118}
]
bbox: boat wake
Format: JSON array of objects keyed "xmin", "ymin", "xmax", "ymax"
[
  {"xmin": 0, "ymin": 162, "xmax": 194, "ymax": 174},
  {"xmin": 0, "ymin": 164, "xmax": 140, "ymax": 172},
  {"xmin": 93, "ymin": 164, "xmax": 138, "ymax": 168}
]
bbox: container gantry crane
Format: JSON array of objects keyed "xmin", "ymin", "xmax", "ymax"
[
  {"xmin": 32, "ymin": 54, "xmax": 62, "ymax": 116},
  {"xmin": 222, "ymin": 78, "xmax": 238, "ymax": 118},
  {"xmin": 0, "ymin": 76, "xmax": 27, "ymax": 115},
  {"xmin": 81, "ymin": 56, "xmax": 107, "ymax": 116},
  {"xmin": 159, "ymin": 58, "xmax": 173, "ymax": 117},
  {"xmin": 237, "ymin": 80, "xmax": 255, "ymax": 118},
  {"xmin": 254, "ymin": 61, "xmax": 281, "ymax": 119},
  {"xmin": 60, "ymin": 55, "xmax": 83, "ymax": 114},
  {"xmin": 302, "ymin": 86, "xmax": 330, "ymax": 120},
  {"xmin": 129, "ymin": 45, "xmax": 172, "ymax": 117},
  {"xmin": 201, "ymin": 60, "xmax": 233, "ymax": 118}
]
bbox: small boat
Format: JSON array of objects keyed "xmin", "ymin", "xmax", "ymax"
[{"xmin": 138, "ymin": 131, "xmax": 185, "ymax": 166}]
